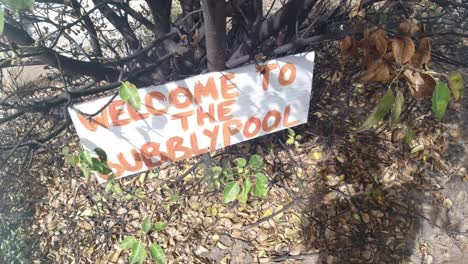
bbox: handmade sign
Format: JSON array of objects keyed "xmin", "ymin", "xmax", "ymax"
[{"xmin": 69, "ymin": 52, "xmax": 315, "ymax": 181}]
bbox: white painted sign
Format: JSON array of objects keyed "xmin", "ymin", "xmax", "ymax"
[{"xmin": 69, "ymin": 52, "xmax": 315, "ymax": 181}]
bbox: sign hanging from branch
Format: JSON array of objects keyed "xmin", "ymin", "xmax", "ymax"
[{"xmin": 69, "ymin": 52, "xmax": 315, "ymax": 182}]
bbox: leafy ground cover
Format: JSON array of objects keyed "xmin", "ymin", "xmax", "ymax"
[{"xmin": 6, "ymin": 43, "xmax": 462, "ymax": 263}]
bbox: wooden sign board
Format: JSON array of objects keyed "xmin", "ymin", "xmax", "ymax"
[{"xmin": 69, "ymin": 52, "xmax": 315, "ymax": 181}]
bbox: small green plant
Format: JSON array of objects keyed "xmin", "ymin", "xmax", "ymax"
[
  {"xmin": 286, "ymin": 128, "xmax": 302, "ymax": 146},
  {"xmin": 210, "ymin": 154, "xmax": 269, "ymax": 204},
  {"xmin": 63, "ymin": 147, "xmax": 123, "ymax": 195},
  {"xmin": 121, "ymin": 216, "xmax": 167, "ymax": 264}
]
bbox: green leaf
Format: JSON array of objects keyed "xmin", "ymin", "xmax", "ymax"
[
  {"xmin": 233, "ymin": 158, "xmax": 247, "ymax": 168},
  {"xmin": 406, "ymin": 127, "xmax": 414, "ymax": 146},
  {"xmin": 129, "ymin": 240, "xmax": 147, "ymax": 264},
  {"xmin": 62, "ymin": 146, "xmax": 70, "ymax": 155},
  {"xmin": 79, "ymin": 150, "xmax": 93, "ymax": 167},
  {"xmin": 237, "ymin": 178, "xmax": 251, "ymax": 204},
  {"xmin": 121, "ymin": 236, "xmax": 137, "ymax": 251},
  {"xmin": 410, "ymin": 144, "xmax": 424, "ymax": 154},
  {"xmin": 111, "ymin": 183, "xmax": 123, "ymax": 195},
  {"xmin": 149, "ymin": 244, "xmax": 166, "ymax": 264},
  {"xmin": 94, "ymin": 147, "xmax": 107, "ymax": 162},
  {"xmin": 448, "ymin": 71, "xmax": 464, "ymax": 101},
  {"xmin": 0, "ymin": 8, "xmax": 4, "ymax": 35},
  {"xmin": 358, "ymin": 89, "xmax": 395, "ymax": 132},
  {"xmin": 210, "ymin": 166, "xmax": 223, "ymax": 179},
  {"xmin": 248, "ymin": 154, "xmax": 263, "ymax": 169},
  {"xmin": 153, "ymin": 221, "xmax": 167, "ymax": 232},
  {"xmin": 1, "ymin": 0, "xmax": 35, "ymax": 11},
  {"xmin": 141, "ymin": 216, "xmax": 152, "ymax": 234},
  {"xmin": 391, "ymin": 90, "xmax": 404, "ymax": 127},
  {"xmin": 286, "ymin": 138, "xmax": 295, "ymax": 145},
  {"xmin": 119, "ymin": 81, "xmax": 141, "ymax": 110},
  {"xmin": 91, "ymin": 158, "xmax": 112, "ymax": 175},
  {"xmin": 432, "ymin": 82, "xmax": 451, "ymax": 121},
  {"xmin": 254, "ymin": 173, "xmax": 268, "ymax": 198},
  {"xmin": 80, "ymin": 167, "xmax": 91, "ymax": 178},
  {"xmin": 287, "ymin": 128, "xmax": 295, "ymax": 136},
  {"xmin": 223, "ymin": 181, "xmax": 240, "ymax": 204}
]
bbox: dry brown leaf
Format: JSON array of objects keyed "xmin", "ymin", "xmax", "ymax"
[
  {"xmin": 411, "ymin": 37, "xmax": 431, "ymax": 67},
  {"xmin": 360, "ymin": 60, "xmax": 392, "ymax": 83},
  {"xmin": 399, "ymin": 19, "xmax": 421, "ymax": 34},
  {"xmin": 403, "ymin": 70, "xmax": 436, "ymax": 99},
  {"xmin": 340, "ymin": 36, "xmax": 355, "ymax": 57},
  {"xmin": 392, "ymin": 37, "xmax": 415, "ymax": 64},
  {"xmin": 372, "ymin": 29, "xmax": 388, "ymax": 56}
]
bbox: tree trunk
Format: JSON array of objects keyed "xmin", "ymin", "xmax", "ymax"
[{"xmin": 201, "ymin": 0, "xmax": 226, "ymax": 71}]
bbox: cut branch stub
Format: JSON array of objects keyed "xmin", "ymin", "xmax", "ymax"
[{"xmin": 392, "ymin": 37, "xmax": 415, "ymax": 64}]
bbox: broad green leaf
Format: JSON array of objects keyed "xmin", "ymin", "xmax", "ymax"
[
  {"xmin": 286, "ymin": 137, "xmax": 295, "ymax": 145},
  {"xmin": 406, "ymin": 127, "xmax": 414, "ymax": 146},
  {"xmin": 153, "ymin": 221, "xmax": 167, "ymax": 232},
  {"xmin": 223, "ymin": 181, "xmax": 240, "ymax": 204},
  {"xmin": 448, "ymin": 71, "xmax": 464, "ymax": 101},
  {"xmin": 358, "ymin": 89, "xmax": 395, "ymax": 132},
  {"xmin": 94, "ymin": 147, "xmax": 107, "ymax": 162},
  {"xmin": 210, "ymin": 166, "xmax": 223, "ymax": 179},
  {"xmin": 391, "ymin": 90, "xmax": 404, "ymax": 127},
  {"xmin": 79, "ymin": 150, "xmax": 93, "ymax": 167},
  {"xmin": 65, "ymin": 154, "xmax": 79, "ymax": 166},
  {"xmin": 141, "ymin": 216, "xmax": 152, "ymax": 234},
  {"xmin": 287, "ymin": 128, "xmax": 295, "ymax": 136},
  {"xmin": 129, "ymin": 240, "xmax": 147, "ymax": 264},
  {"xmin": 111, "ymin": 183, "xmax": 123, "ymax": 195},
  {"xmin": 91, "ymin": 157, "xmax": 112, "ymax": 175},
  {"xmin": 149, "ymin": 244, "xmax": 166, "ymax": 264},
  {"xmin": 80, "ymin": 167, "xmax": 91, "ymax": 178},
  {"xmin": 119, "ymin": 81, "xmax": 141, "ymax": 110},
  {"xmin": 233, "ymin": 157, "xmax": 247, "ymax": 168},
  {"xmin": 0, "ymin": 8, "xmax": 4, "ymax": 35},
  {"xmin": 1, "ymin": 0, "xmax": 35, "ymax": 11},
  {"xmin": 432, "ymin": 82, "xmax": 451, "ymax": 121},
  {"xmin": 248, "ymin": 154, "xmax": 263, "ymax": 169},
  {"xmin": 121, "ymin": 236, "xmax": 137, "ymax": 251},
  {"xmin": 410, "ymin": 144, "xmax": 424, "ymax": 154},
  {"xmin": 237, "ymin": 178, "xmax": 251, "ymax": 204},
  {"xmin": 254, "ymin": 173, "xmax": 268, "ymax": 198}
]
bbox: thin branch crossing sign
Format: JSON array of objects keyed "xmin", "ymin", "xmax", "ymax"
[{"xmin": 69, "ymin": 52, "xmax": 315, "ymax": 181}]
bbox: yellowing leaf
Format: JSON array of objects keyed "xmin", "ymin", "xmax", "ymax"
[
  {"xmin": 358, "ymin": 89, "xmax": 395, "ymax": 132},
  {"xmin": 362, "ymin": 213, "xmax": 370, "ymax": 223},
  {"xmin": 448, "ymin": 71, "xmax": 464, "ymax": 101},
  {"xmin": 262, "ymin": 207, "xmax": 274, "ymax": 218},
  {"xmin": 312, "ymin": 151, "xmax": 322, "ymax": 160},
  {"xmin": 410, "ymin": 144, "xmax": 424, "ymax": 154}
]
